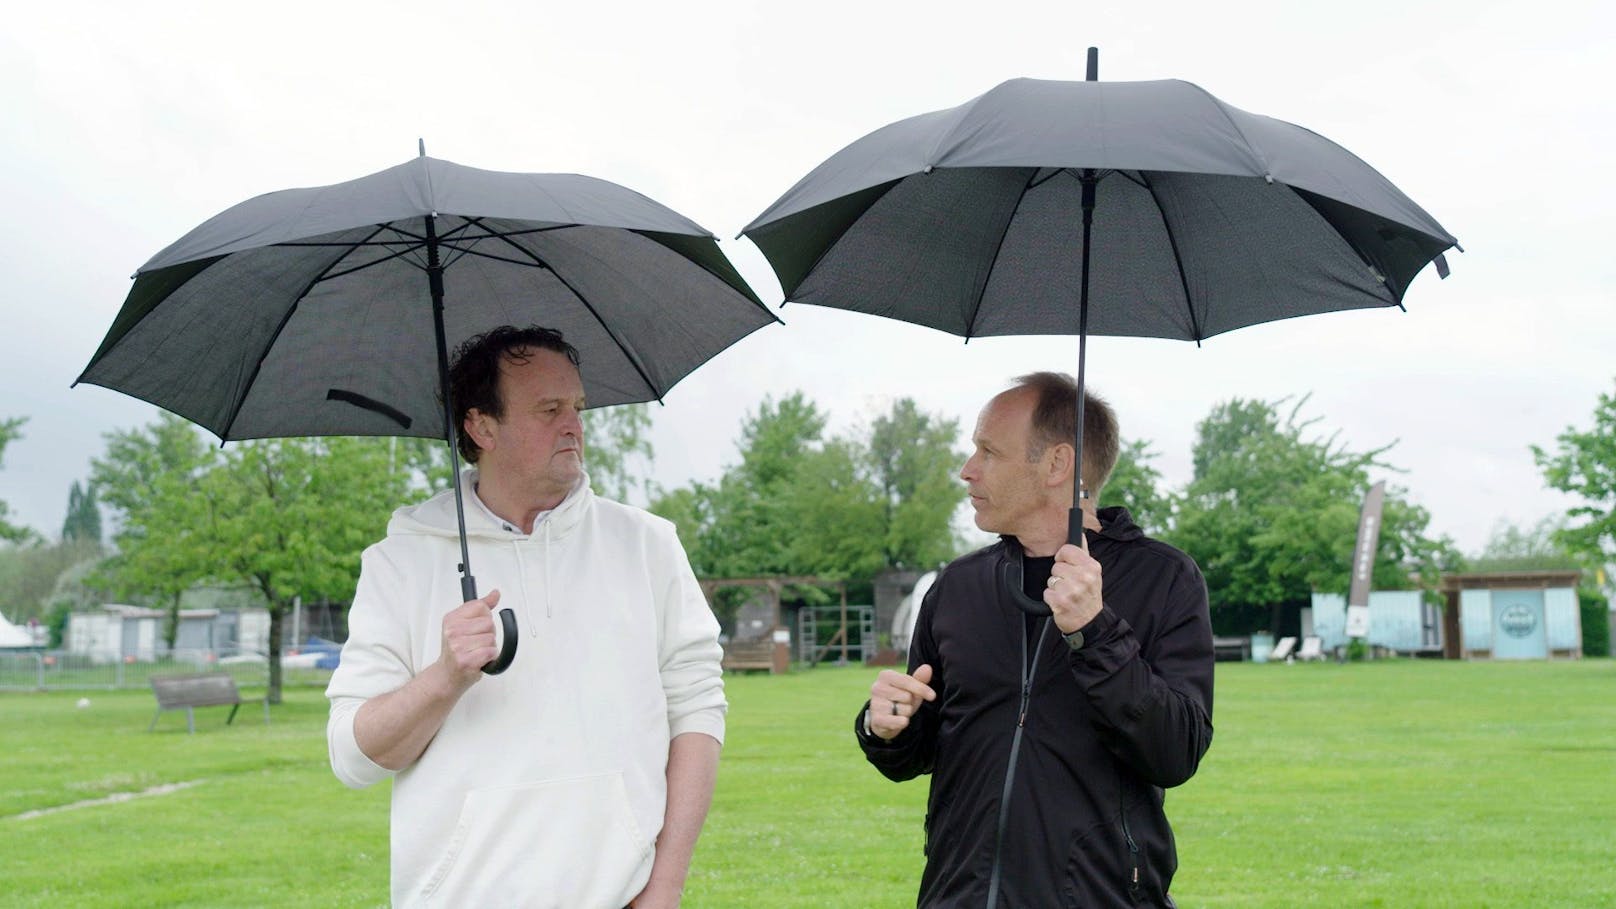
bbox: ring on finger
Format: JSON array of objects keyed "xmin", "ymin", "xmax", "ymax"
[{"xmin": 891, "ymin": 700, "xmax": 900, "ymax": 716}]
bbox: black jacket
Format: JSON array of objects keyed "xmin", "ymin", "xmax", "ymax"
[{"xmin": 857, "ymin": 508, "xmax": 1214, "ymax": 908}]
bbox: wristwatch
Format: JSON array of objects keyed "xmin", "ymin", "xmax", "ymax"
[{"xmin": 1065, "ymin": 607, "xmax": 1118, "ymax": 651}]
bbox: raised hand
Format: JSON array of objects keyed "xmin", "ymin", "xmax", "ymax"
[{"xmin": 868, "ymin": 663, "xmax": 936, "ymax": 741}]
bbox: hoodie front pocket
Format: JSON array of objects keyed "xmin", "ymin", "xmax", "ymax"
[{"xmin": 420, "ymin": 771, "xmax": 651, "ymax": 908}]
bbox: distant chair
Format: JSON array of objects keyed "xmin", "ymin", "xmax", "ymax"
[
  {"xmin": 1268, "ymin": 636, "xmax": 1298, "ymax": 662},
  {"xmin": 1296, "ymin": 636, "xmax": 1326, "ymax": 662}
]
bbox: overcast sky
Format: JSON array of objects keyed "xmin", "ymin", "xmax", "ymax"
[{"xmin": 1, "ymin": 0, "xmax": 1610, "ymax": 557}]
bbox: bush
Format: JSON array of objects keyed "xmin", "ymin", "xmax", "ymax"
[
  {"xmin": 45, "ymin": 601, "xmax": 72, "ymax": 649},
  {"xmin": 1579, "ymin": 587, "xmax": 1610, "ymax": 657}
]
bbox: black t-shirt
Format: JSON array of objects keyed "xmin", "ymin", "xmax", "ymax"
[{"xmin": 1019, "ymin": 554, "xmax": 1056, "ymax": 646}]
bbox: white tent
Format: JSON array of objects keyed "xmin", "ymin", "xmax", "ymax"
[
  {"xmin": 0, "ymin": 612, "xmax": 38, "ymax": 647},
  {"xmin": 890, "ymin": 571, "xmax": 938, "ymax": 655}
]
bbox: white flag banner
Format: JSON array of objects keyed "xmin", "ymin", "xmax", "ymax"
[{"xmin": 1346, "ymin": 482, "xmax": 1386, "ymax": 640}]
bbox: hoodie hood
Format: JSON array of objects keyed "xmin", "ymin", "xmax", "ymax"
[{"xmin": 388, "ymin": 468, "xmax": 594, "ymax": 541}]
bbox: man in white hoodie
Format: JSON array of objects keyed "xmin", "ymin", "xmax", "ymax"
[{"xmin": 326, "ymin": 325, "xmax": 726, "ymax": 909}]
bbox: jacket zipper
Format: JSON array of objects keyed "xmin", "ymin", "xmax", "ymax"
[
  {"xmin": 985, "ymin": 618, "xmax": 1051, "ymax": 908},
  {"xmin": 1120, "ymin": 775, "xmax": 1141, "ymax": 899}
]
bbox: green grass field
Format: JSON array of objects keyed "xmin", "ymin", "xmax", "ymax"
[{"xmin": 2, "ymin": 660, "xmax": 1613, "ymax": 907}]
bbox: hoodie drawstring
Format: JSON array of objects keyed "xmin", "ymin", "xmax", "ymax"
[{"xmin": 543, "ymin": 520, "xmax": 553, "ymax": 620}]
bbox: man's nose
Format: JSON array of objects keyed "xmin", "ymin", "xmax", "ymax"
[{"xmin": 959, "ymin": 455, "xmax": 976, "ymax": 481}]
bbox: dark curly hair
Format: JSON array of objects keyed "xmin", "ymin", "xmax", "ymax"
[{"xmin": 447, "ymin": 325, "xmax": 580, "ymax": 463}]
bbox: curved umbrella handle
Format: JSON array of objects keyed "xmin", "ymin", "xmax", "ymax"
[
  {"xmin": 997, "ymin": 556, "xmax": 1054, "ymax": 618},
  {"xmin": 481, "ymin": 607, "xmax": 519, "ymax": 675},
  {"xmin": 997, "ymin": 509, "xmax": 1089, "ymax": 618}
]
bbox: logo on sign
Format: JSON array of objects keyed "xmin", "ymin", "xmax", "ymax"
[{"xmin": 1499, "ymin": 604, "xmax": 1538, "ymax": 639}]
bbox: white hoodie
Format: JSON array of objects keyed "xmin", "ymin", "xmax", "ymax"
[{"xmin": 326, "ymin": 470, "xmax": 725, "ymax": 908}]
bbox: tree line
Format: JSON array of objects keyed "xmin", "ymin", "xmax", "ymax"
[{"xmin": 2, "ymin": 378, "xmax": 1613, "ymax": 695}]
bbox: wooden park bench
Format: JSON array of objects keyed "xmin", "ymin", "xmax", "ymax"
[
  {"xmin": 148, "ymin": 673, "xmax": 268, "ymax": 734},
  {"xmin": 721, "ymin": 639, "xmax": 777, "ymax": 673}
]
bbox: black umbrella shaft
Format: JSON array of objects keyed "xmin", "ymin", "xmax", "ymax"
[
  {"xmin": 1070, "ymin": 171, "xmax": 1097, "ymax": 544},
  {"xmin": 426, "ymin": 214, "xmax": 479, "ymax": 602}
]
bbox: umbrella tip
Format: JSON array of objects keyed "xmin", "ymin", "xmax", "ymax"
[
  {"xmin": 418, "ymin": 138, "xmax": 426, "ymax": 158},
  {"xmin": 1086, "ymin": 47, "xmax": 1098, "ymax": 81}
]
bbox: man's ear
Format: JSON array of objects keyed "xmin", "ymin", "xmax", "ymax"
[
  {"xmin": 1044, "ymin": 442, "xmax": 1076, "ymax": 489},
  {"xmin": 463, "ymin": 409, "xmax": 494, "ymax": 452}
]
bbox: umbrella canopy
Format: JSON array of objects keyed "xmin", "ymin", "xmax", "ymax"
[
  {"xmin": 743, "ymin": 76, "xmax": 1457, "ymax": 342},
  {"xmin": 741, "ymin": 57, "xmax": 1458, "ymax": 614},
  {"xmin": 79, "ymin": 152, "xmax": 777, "ymax": 669},
  {"xmin": 82, "ymin": 154, "xmax": 775, "ymax": 442}
]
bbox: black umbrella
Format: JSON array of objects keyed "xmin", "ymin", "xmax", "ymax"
[
  {"xmin": 742, "ymin": 50, "xmax": 1458, "ymax": 612},
  {"xmin": 79, "ymin": 147, "xmax": 777, "ymax": 670}
]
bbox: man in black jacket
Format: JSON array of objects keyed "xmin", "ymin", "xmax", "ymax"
[{"xmin": 856, "ymin": 372, "xmax": 1214, "ymax": 908}]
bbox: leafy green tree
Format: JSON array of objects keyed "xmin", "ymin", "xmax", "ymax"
[
  {"xmin": 0, "ymin": 417, "xmax": 35, "ymax": 544},
  {"xmin": 381, "ymin": 437, "xmax": 454, "ymax": 496},
  {"xmin": 778, "ymin": 437, "xmax": 888, "ymax": 580},
  {"xmin": 1532, "ymin": 382, "xmax": 1616, "ymax": 564},
  {"xmin": 93, "ymin": 417, "xmax": 408, "ymax": 702},
  {"xmin": 62, "ymin": 481, "xmax": 102, "ymax": 544},
  {"xmin": 867, "ymin": 399, "xmax": 964, "ymax": 571},
  {"xmin": 1167, "ymin": 397, "xmax": 1453, "ymax": 635},
  {"xmin": 0, "ymin": 540, "xmax": 103, "ymax": 622},
  {"xmin": 679, "ymin": 392, "xmax": 831, "ymax": 578},
  {"xmin": 1467, "ymin": 515, "xmax": 1581, "ymax": 572},
  {"xmin": 648, "ymin": 484, "xmax": 716, "ymax": 571},
  {"xmin": 652, "ymin": 393, "xmax": 963, "ymax": 586},
  {"xmin": 195, "ymin": 437, "xmax": 405, "ymax": 702},
  {"xmin": 1102, "ymin": 439, "xmax": 1173, "ymax": 534},
  {"xmin": 90, "ymin": 413, "xmax": 218, "ymax": 644},
  {"xmin": 584, "ymin": 404, "xmax": 655, "ymax": 503}
]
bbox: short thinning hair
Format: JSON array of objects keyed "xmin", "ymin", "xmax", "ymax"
[
  {"xmin": 448, "ymin": 325, "xmax": 580, "ymax": 463},
  {"xmin": 1012, "ymin": 372, "xmax": 1120, "ymax": 495}
]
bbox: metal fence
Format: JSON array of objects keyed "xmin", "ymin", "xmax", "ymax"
[{"xmin": 0, "ymin": 650, "xmax": 332, "ymax": 692}]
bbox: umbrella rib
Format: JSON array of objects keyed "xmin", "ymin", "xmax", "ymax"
[
  {"xmin": 1112, "ymin": 170, "xmax": 1150, "ymax": 190},
  {"xmin": 1060, "ymin": 167, "xmax": 1118, "ymax": 186},
  {"xmin": 316, "ymin": 243, "xmax": 428, "ymax": 283},
  {"xmin": 961, "ymin": 167, "xmax": 1043, "ymax": 340},
  {"xmin": 437, "ymin": 217, "xmax": 574, "ymax": 269},
  {"xmin": 1137, "ymin": 172, "xmax": 1205, "ymax": 344},
  {"xmin": 276, "ymin": 239, "xmax": 424, "ymax": 248},
  {"xmin": 425, "ymin": 217, "xmax": 578, "ymax": 269},
  {"xmin": 440, "ymin": 245, "xmax": 554, "ymax": 269},
  {"xmin": 457, "ymin": 217, "xmax": 576, "ymax": 240},
  {"xmin": 219, "ymin": 222, "xmax": 395, "ymax": 440},
  {"xmin": 391, "ymin": 219, "xmax": 574, "ymax": 245},
  {"xmin": 483, "ymin": 230, "xmax": 667, "ymax": 403},
  {"xmin": 1026, "ymin": 168, "xmax": 1064, "ymax": 191}
]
